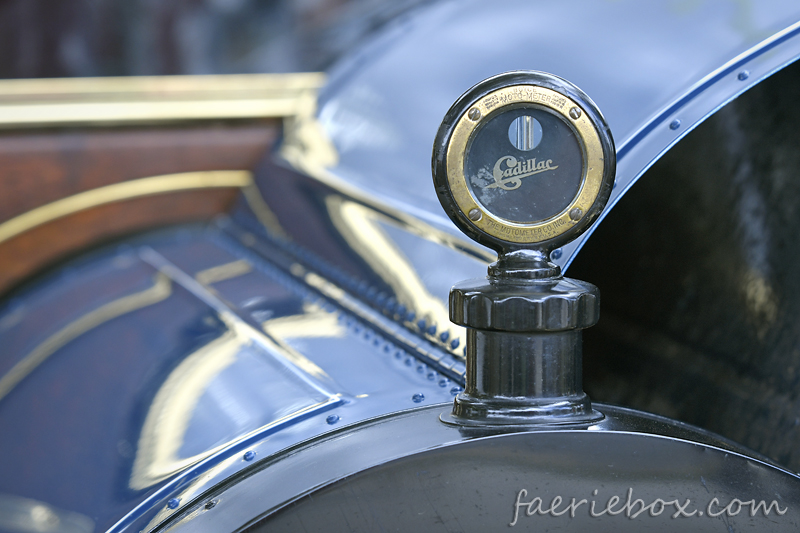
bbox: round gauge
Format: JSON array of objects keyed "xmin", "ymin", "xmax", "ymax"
[{"xmin": 432, "ymin": 71, "xmax": 615, "ymax": 254}]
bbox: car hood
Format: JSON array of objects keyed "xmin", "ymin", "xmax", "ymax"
[{"xmin": 313, "ymin": 0, "xmax": 800, "ymax": 265}]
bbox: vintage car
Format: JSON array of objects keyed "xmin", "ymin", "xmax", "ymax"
[{"xmin": 2, "ymin": 0, "xmax": 800, "ymax": 531}]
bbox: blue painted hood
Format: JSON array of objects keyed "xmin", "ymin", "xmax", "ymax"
[
  {"xmin": 3, "ymin": 1, "xmax": 800, "ymax": 531},
  {"xmin": 316, "ymin": 0, "xmax": 800, "ymax": 263}
]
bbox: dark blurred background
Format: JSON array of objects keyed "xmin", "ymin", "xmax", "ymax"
[{"xmin": 0, "ymin": 0, "xmax": 424, "ymax": 78}]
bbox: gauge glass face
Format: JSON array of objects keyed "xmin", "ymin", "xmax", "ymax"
[{"xmin": 464, "ymin": 106, "xmax": 583, "ymax": 224}]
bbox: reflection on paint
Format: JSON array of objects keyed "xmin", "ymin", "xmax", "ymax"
[
  {"xmin": 131, "ymin": 249, "xmax": 341, "ymax": 489},
  {"xmin": 262, "ymin": 302, "xmax": 345, "ymax": 340},
  {"xmin": 195, "ymin": 259, "xmax": 252, "ymax": 286},
  {"xmin": 130, "ymin": 313, "xmax": 244, "ymax": 489},
  {"xmin": 0, "ymin": 273, "xmax": 172, "ymax": 403},
  {"xmin": 129, "ymin": 307, "xmax": 339, "ymax": 489},
  {"xmin": 240, "ymin": 182, "xmax": 289, "ymax": 240},
  {"xmin": 279, "ymin": 89, "xmax": 339, "ymax": 174},
  {"xmin": 325, "ymin": 195, "xmax": 461, "ymax": 346},
  {"xmin": 0, "ymin": 493, "xmax": 94, "ymax": 533}
]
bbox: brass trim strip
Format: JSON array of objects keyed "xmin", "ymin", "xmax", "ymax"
[
  {"xmin": 0, "ymin": 73, "xmax": 325, "ymax": 128},
  {"xmin": 0, "ymin": 170, "xmax": 253, "ymax": 245},
  {"xmin": 2, "ymin": 99, "xmax": 301, "ymax": 127},
  {"xmin": 0, "ymin": 273, "xmax": 172, "ymax": 403},
  {"xmin": 0, "ymin": 73, "xmax": 325, "ymax": 96}
]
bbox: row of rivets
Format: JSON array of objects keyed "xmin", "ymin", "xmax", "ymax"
[
  {"xmin": 246, "ymin": 222, "xmax": 463, "ymax": 357},
  {"xmin": 339, "ymin": 313, "xmax": 463, "ymax": 400},
  {"xmin": 669, "ymin": 70, "xmax": 750, "ymax": 133},
  {"xmin": 218, "ymin": 230, "xmax": 459, "ymax": 382},
  {"xmin": 222, "ymin": 223, "xmax": 471, "ymax": 374}
]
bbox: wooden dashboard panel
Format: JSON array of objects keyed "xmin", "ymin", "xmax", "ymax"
[
  {"xmin": 0, "ymin": 124, "xmax": 278, "ymax": 294},
  {"xmin": 1, "ymin": 188, "xmax": 241, "ymax": 291},
  {"xmin": 0, "ymin": 124, "xmax": 277, "ymax": 222},
  {"xmin": 0, "ymin": 73, "xmax": 324, "ymax": 295}
]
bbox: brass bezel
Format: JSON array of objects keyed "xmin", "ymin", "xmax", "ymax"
[{"xmin": 445, "ymin": 85, "xmax": 605, "ymax": 244}]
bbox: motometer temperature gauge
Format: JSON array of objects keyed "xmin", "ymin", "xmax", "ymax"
[{"xmin": 432, "ymin": 71, "xmax": 615, "ymax": 426}]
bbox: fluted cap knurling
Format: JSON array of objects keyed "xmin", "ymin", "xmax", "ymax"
[{"xmin": 449, "ymin": 277, "xmax": 599, "ymax": 332}]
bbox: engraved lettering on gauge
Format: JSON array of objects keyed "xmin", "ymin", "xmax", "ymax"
[
  {"xmin": 465, "ymin": 106, "xmax": 583, "ymax": 225},
  {"xmin": 487, "ymin": 156, "xmax": 558, "ymax": 190},
  {"xmin": 432, "ymin": 72, "xmax": 614, "ymax": 251}
]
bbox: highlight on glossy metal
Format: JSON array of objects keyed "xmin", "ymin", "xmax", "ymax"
[
  {"xmin": 508, "ymin": 115, "xmax": 542, "ymax": 151},
  {"xmin": 0, "ymin": 493, "xmax": 95, "ymax": 533}
]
